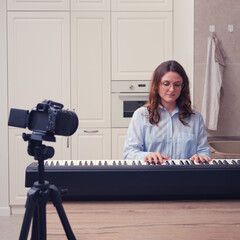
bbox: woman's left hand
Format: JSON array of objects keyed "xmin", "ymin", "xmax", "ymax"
[{"xmin": 189, "ymin": 154, "xmax": 211, "ymax": 163}]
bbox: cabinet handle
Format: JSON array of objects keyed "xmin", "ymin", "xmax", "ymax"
[
  {"xmin": 67, "ymin": 137, "xmax": 70, "ymax": 148},
  {"xmin": 84, "ymin": 130, "xmax": 99, "ymax": 133}
]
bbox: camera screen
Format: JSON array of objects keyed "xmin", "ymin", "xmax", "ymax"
[{"xmin": 28, "ymin": 111, "xmax": 49, "ymax": 132}]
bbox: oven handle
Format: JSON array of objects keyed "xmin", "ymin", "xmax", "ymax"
[{"xmin": 116, "ymin": 93, "xmax": 149, "ymax": 98}]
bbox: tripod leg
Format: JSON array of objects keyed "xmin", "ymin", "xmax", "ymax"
[
  {"xmin": 39, "ymin": 198, "xmax": 47, "ymax": 240},
  {"xmin": 49, "ymin": 185, "xmax": 76, "ymax": 240},
  {"xmin": 31, "ymin": 199, "xmax": 47, "ymax": 240},
  {"xmin": 19, "ymin": 188, "xmax": 39, "ymax": 240},
  {"xmin": 31, "ymin": 206, "xmax": 40, "ymax": 239}
]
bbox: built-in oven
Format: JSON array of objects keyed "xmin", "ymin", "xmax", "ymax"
[{"xmin": 112, "ymin": 81, "xmax": 150, "ymax": 128}]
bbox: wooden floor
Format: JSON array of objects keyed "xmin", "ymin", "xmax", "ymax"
[{"xmin": 46, "ymin": 200, "xmax": 240, "ymax": 240}]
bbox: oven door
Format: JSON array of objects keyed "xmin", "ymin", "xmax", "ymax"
[{"xmin": 112, "ymin": 93, "xmax": 148, "ymax": 128}]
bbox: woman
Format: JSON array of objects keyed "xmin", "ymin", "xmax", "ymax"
[{"xmin": 123, "ymin": 60, "xmax": 212, "ymax": 164}]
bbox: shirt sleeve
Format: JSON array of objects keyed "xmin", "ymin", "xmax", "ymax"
[
  {"xmin": 123, "ymin": 108, "xmax": 151, "ymax": 160},
  {"xmin": 196, "ymin": 113, "xmax": 212, "ymax": 158}
]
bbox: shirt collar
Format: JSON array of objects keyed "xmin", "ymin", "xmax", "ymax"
[{"xmin": 159, "ymin": 105, "xmax": 180, "ymax": 116}]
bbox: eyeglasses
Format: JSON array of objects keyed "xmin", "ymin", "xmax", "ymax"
[{"xmin": 160, "ymin": 82, "xmax": 184, "ymax": 90}]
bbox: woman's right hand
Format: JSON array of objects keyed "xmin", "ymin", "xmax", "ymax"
[{"xmin": 143, "ymin": 152, "xmax": 170, "ymax": 164}]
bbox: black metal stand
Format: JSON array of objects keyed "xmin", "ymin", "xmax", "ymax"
[{"xmin": 19, "ymin": 133, "xmax": 76, "ymax": 240}]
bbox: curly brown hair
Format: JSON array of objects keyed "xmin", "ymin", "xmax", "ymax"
[{"xmin": 145, "ymin": 60, "xmax": 194, "ymax": 125}]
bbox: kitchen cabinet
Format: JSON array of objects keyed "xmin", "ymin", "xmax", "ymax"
[
  {"xmin": 112, "ymin": 128, "xmax": 128, "ymax": 160},
  {"xmin": 71, "ymin": 12, "xmax": 111, "ymax": 128},
  {"xmin": 111, "ymin": 12, "xmax": 172, "ymax": 80},
  {"xmin": 7, "ymin": 0, "xmax": 70, "ymax": 10},
  {"xmin": 72, "ymin": 128, "xmax": 111, "ymax": 160},
  {"xmin": 8, "ymin": 11, "xmax": 71, "ymax": 206},
  {"xmin": 111, "ymin": 0, "xmax": 172, "ymax": 11},
  {"xmin": 4, "ymin": 0, "xmax": 194, "ymax": 210},
  {"xmin": 71, "ymin": 0, "xmax": 110, "ymax": 11},
  {"xmin": 8, "ymin": 11, "xmax": 71, "ymax": 110},
  {"xmin": 8, "ymin": 128, "xmax": 70, "ymax": 206}
]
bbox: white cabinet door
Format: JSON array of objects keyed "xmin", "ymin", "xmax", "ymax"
[
  {"xmin": 9, "ymin": 128, "xmax": 70, "ymax": 206},
  {"xmin": 7, "ymin": 0, "xmax": 70, "ymax": 10},
  {"xmin": 8, "ymin": 12, "xmax": 71, "ymax": 206},
  {"xmin": 72, "ymin": 128, "xmax": 111, "ymax": 160},
  {"xmin": 111, "ymin": 0, "xmax": 172, "ymax": 11},
  {"xmin": 112, "ymin": 12, "xmax": 172, "ymax": 80},
  {"xmin": 71, "ymin": 12, "xmax": 110, "ymax": 128},
  {"xmin": 71, "ymin": 0, "xmax": 110, "ymax": 11},
  {"xmin": 8, "ymin": 12, "xmax": 71, "ymax": 110},
  {"xmin": 112, "ymin": 128, "xmax": 128, "ymax": 160}
]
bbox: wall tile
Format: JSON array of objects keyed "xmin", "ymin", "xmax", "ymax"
[{"xmin": 195, "ymin": 0, "xmax": 240, "ymax": 136}]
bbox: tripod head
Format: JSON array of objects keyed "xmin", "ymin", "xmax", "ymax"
[
  {"xmin": 22, "ymin": 132, "xmax": 55, "ymax": 161},
  {"xmin": 23, "ymin": 132, "xmax": 55, "ymax": 184}
]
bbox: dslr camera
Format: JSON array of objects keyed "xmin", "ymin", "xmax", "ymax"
[{"xmin": 8, "ymin": 100, "xmax": 78, "ymax": 139}]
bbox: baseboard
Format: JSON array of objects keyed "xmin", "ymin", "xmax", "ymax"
[
  {"xmin": 0, "ymin": 206, "xmax": 11, "ymax": 216},
  {"xmin": 11, "ymin": 206, "xmax": 25, "ymax": 215}
]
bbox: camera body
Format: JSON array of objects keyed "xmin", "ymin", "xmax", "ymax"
[{"xmin": 8, "ymin": 100, "xmax": 78, "ymax": 137}]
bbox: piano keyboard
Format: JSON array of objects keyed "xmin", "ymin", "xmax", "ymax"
[
  {"xmin": 25, "ymin": 159, "xmax": 240, "ymax": 201},
  {"xmin": 44, "ymin": 159, "xmax": 240, "ymax": 167}
]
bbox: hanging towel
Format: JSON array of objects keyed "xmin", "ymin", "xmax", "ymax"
[{"xmin": 201, "ymin": 33, "xmax": 226, "ymax": 130}]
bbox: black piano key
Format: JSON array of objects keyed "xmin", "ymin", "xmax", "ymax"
[
  {"xmin": 104, "ymin": 161, "xmax": 108, "ymax": 166},
  {"xmin": 166, "ymin": 161, "xmax": 170, "ymax": 165},
  {"xmin": 113, "ymin": 161, "xmax": 116, "ymax": 166},
  {"xmin": 213, "ymin": 160, "xmax": 218, "ymax": 165},
  {"xmin": 185, "ymin": 160, "xmax": 190, "ymax": 165},
  {"xmin": 118, "ymin": 161, "xmax": 122, "ymax": 166},
  {"xmin": 138, "ymin": 161, "xmax": 142, "ymax": 165},
  {"xmin": 223, "ymin": 160, "xmax": 229, "ymax": 165},
  {"xmin": 132, "ymin": 161, "xmax": 136, "ymax": 165},
  {"xmin": 204, "ymin": 160, "xmax": 209, "ymax": 164},
  {"xmin": 90, "ymin": 161, "xmax": 94, "ymax": 166},
  {"xmin": 232, "ymin": 160, "xmax": 237, "ymax": 165},
  {"xmin": 190, "ymin": 161, "xmax": 195, "ymax": 165},
  {"xmin": 70, "ymin": 161, "xmax": 74, "ymax": 166},
  {"xmin": 171, "ymin": 161, "xmax": 176, "ymax": 165},
  {"xmin": 237, "ymin": 160, "xmax": 240, "ymax": 165},
  {"xmin": 65, "ymin": 161, "xmax": 68, "ymax": 166},
  {"xmin": 79, "ymin": 161, "xmax": 82, "ymax": 166},
  {"xmin": 180, "ymin": 160, "xmax": 184, "ymax": 165},
  {"xmin": 56, "ymin": 161, "xmax": 59, "ymax": 166},
  {"xmin": 84, "ymin": 161, "xmax": 88, "ymax": 166},
  {"xmin": 218, "ymin": 160, "xmax": 223, "ymax": 165},
  {"xmin": 124, "ymin": 161, "xmax": 127, "ymax": 165}
]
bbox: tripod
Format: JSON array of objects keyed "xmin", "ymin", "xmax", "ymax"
[{"xmin": 19, "ymin": 133, "xmax": 76, "ymax": 240}]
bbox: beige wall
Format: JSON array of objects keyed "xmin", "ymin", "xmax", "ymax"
[{"xmin": 194, "ymin": 0, "xmax": 240, "ymax": 136}]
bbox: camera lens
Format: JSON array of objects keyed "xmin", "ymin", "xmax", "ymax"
[{"xmin": 54, "ymin": 110, "xmax": 79, "ymax": 136}]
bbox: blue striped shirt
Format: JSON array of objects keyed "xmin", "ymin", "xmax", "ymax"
[{"xmin": 123, "ymin": 106, "xmax": 211, "ymax": 160}]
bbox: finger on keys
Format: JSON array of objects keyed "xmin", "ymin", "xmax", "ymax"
[
  {"xmin": 154, "ymin": 152, "xmax": 162, "ymax": 164},
  {"xmin": 144, "ymin": 153, "xmax": 154, "ymax": 164},
  {"xmin": 143, "ymin": 156, "xmax": 148, "ymax": 162},
  {"xmin": 189, "ymin": 154, "xmax": 198, "ymax": 163},
  {"xmin": 162, "ymin": 155, "xmax": 170, "ymax": 161},
  {"xmin": 205, "ymin": 156, "xmax": 212, "ymax": 162},
  {"xmin": 199, "ymin": 155, "xmax": 204, "ymax": 163},
  {"xmin": 147, "ymin": 155, "xmax": 153, "ymax": 164}
]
